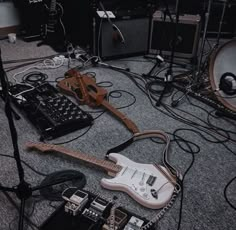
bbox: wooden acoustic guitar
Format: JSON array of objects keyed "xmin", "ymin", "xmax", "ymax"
[
  {"xmin": 26, "ymin": 141, "xmax": 177, "ymax": 209},
  {"xmin": 57, "ymin": 70, "xmax": 140, "ymax": 134}
]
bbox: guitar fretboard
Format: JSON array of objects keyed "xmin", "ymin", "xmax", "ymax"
[
  {"xmin": 50, "ymin": 0, "xmax": 57, "ymax": 12},
  {"xmin": 27, "ymin": 143, "xmax": 122, "ymax": 175}
]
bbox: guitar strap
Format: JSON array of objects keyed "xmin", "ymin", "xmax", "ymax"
[{"xmin": 106, "ymin": 130, "xmax": 181, "ymax": 182}]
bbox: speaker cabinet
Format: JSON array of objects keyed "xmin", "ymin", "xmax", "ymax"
[
  {"xmin": 95, "ymin": 14, "xmax": 150, "ymax": 60},
  {"xmin": 17, "ymin": 0, "xmax": 46, "ymax": 41},
  {"xmin": 149, "ymin": 11, "xmax": 201, "ymax": 59}
]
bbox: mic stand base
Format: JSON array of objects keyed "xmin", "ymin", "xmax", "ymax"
[
  {"xmin": 0, "ymin": 173, "xmax": 84, "ymax": 230},
  {"xmin": 156, "ymin": 72, "xmax": 173, "ymax": 106},
  {"xmin": 93, "ymin": 59, "xmax": 130, "ymax": 72}
]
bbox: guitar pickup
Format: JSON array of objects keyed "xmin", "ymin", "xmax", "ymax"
[{"xmin": 146, "ymin": 176, "xmax": 156, "ymax": 186}]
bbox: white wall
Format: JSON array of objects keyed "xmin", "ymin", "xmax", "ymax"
[{"xmin": 0, "ymin": 1, "xmax": 20, "ymax": 28}]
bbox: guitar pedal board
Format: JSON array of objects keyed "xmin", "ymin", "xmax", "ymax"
[
  {"xmin": 40, "ymin": 188, "xmax": 155, "ymax": 230},
  {"xmin": 9, "ymin": 83, "xmax": 93, "ymax": 140}
]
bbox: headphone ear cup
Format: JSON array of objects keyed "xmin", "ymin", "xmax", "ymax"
[{"xmin": 219, "ymin": 72, "xmax": 236, "ymax": 95}]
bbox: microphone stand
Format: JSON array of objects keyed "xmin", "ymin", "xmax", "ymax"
[
  {"xmin": 156, "ymin": 0, "xmax": 181, "ymax": 106},
  {"xmin": 0, "ymin": 87, "xmax": 21, "ymax": 120},
  {"xmin": 0, "ymin": 49, "xmax": 84, "ymax": 230},
  {"xmin": 91, "ymin": 0, "xmax": 98, "ymax": 55},
  {"xmin": 196, "ymin": 0, "xmax": 213, "ymax": 76}
]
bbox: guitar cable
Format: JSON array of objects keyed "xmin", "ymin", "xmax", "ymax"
[
  {"xmin": 39, "ymin": 170, "xmax": 86, "ymax": 201},
  {"xmin": 98, "ymin": 1, "xmax": 125, "ymax": 44}
]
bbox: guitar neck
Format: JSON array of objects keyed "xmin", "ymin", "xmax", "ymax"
[
  {"xmin": 89, "ymin": 91, "xmax": 140, "ymax": 134},
  {"xmin": 28, "ymin": 143, "xmax": 122, "ymax": 175},
  {"xmin": 50, "ymin": 0, "xmax": 57, "ymax": 12}
]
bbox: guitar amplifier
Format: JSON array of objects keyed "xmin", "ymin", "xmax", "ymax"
[
  {"xmin": 149, "ymin": 11, "xmax": 201, "ymax": 59},
  {"xmin": 17, "ymin": 0, "xmax": 46, "ymax": 41},
  {"xmin": 94, "ymin": 10, "xmax": 150, "ymax": 60}
]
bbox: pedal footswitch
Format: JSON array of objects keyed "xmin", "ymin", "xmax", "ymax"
[
  {"xmin": 82, "ymin": 196, "xmax": 110, "ymax": 222},
  {"xmin": 124, "ymin": 216, "xmax": 144, "ymax": 230}
]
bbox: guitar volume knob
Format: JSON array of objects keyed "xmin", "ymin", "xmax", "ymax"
[{"xmin": 142, "ymin": 193, "xmax": 148, "ymax": 199}]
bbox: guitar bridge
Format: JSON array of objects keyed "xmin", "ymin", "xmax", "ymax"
[{"xmin": 146, "ymin": 175, "xmax": 156, "ymax": 186}]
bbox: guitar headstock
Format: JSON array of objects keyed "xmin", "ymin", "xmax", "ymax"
[{"xmin": 25, "ymin": 142, "xmax": 55, "ymax": 152}]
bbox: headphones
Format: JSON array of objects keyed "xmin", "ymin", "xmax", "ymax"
[{"xmin": 219, "ymin": 72, "xmax": 236, "ymax": 95}]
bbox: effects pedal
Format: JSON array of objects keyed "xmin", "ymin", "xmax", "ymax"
[
  {"xmin": 82, "ymin": 196, "xmax": 110, "ymax": 222},
  {"xmin": 102, "ymin": 208, "xmax": 128, "ymax": 230},
  {"xmin": 124, "ymin": 216, "xmax": 144, "ymax": 230},
  {"xmin": 40, "ymin": 189, "xmax": 155, "ymax": 230},
  {"xmin": 62, "ymin": 188, "xmax": 89, "ymax": 216},
  {"xmin": 9, "ymin": 83, "xmax": 93, "ymax": 140}
]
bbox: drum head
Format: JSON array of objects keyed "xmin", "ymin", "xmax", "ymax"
[{"xmin": 209, "ymin": 39, "xmax": 236, "ymax": 112}]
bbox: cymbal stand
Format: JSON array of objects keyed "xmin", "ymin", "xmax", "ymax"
[
  {"xmin": 216, "ymin": 0, "xmax": 229, "ymax": 47},
  {"xmin": 175, "ymin": 0, "xmax": 229, "ymax": 108},
  {"xmin": 196, "ymin": 0, "xmax": 213, "ymax": 77},
  {"xmin": 193, "ymin": 0, "xmax": 228, "ymax": 87}
]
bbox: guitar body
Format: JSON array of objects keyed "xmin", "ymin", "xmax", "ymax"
[
  {"xmin": 101, "ymin": 153, "xmax": 175, "ymax": 209},
  {"xmin": 26, "ymin": 141, "xmax": 177, "ymax": 209},
  {"xmin": 57, "ymin": 72, "xmax": 140, "ymax": 134},
  {"xmin": 39, "ymin": 2, "xmax": 67, "ymax": 51}
]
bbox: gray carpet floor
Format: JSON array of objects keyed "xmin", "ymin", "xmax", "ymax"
[{"xmin": 0, "ymin": 38, "xmax": 235, "ymax": 230}]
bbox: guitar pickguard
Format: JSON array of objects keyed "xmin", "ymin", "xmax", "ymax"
[{"xmin": 101, "ymin": 153, "xmax": 175, "ymax": 209}]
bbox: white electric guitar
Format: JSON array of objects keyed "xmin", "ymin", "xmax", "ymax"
[{"xmin": 26, "ymin": 142, "xmax": 177, "ymax": 209}]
